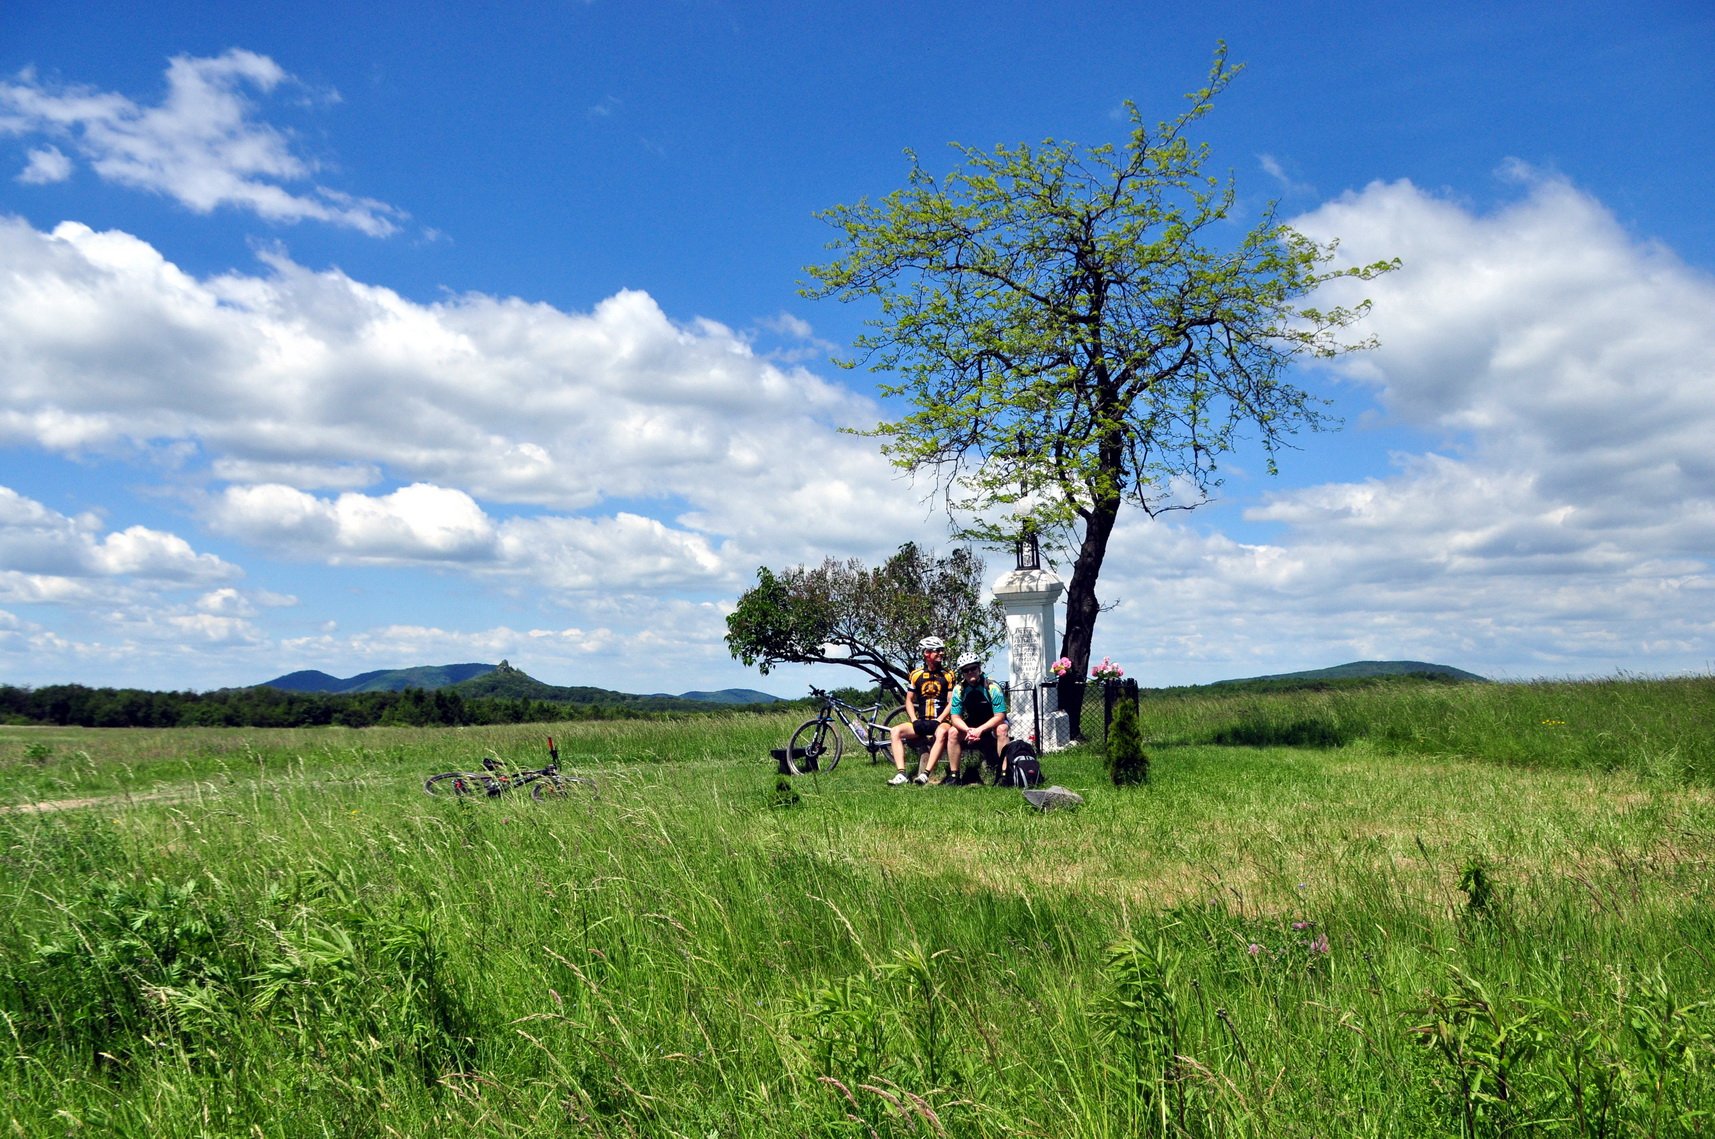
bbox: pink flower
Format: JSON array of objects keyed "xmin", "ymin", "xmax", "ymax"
[
  {"xmin": 1309, "ymin": 933, "xmax": 1330, "ymax": 955},
  {"xmin": 1247, "ymin": 942, "xmax": 1263, "ymax": 956}
]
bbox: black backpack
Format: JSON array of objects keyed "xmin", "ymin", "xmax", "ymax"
[{"xmin": 1001, "ymin": 740, "xmax": 1043, "ymax": 789}]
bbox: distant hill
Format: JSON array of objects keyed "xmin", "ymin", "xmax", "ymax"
[
  {"xmin": 669, "ymin": 689, "xmax": 783, "ymax": 705},
  {"xmin": 256, "ymin": 661, "xmax": 781, "ymax": 707},
  {"xmin": 260, "ymin": 663, "xmax": 496, "ymax": 693},
  {"xmin": 1210, "ymin": 660, "xmax": 1488, "ymax": 688}
]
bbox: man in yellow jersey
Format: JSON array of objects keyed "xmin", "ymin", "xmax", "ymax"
[{"xmin": 888, "ymin": 636, "xmax": 955, "ymax": 785}]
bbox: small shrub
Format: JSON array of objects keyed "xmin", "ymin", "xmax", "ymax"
[
  {"xmin": 768, "ymin": 776, "xmax": 802, "ymax": 809},
  {"xmin": 1107, "ymin": 691, "xmax": 1148, "ymax": 785},
  {"xmin": 1459, "ymin": 857, "xmax": 1496, "ymax": 916}
]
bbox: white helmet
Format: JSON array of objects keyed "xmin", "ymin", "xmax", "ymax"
[
  {"xmin": 956, "ymin": 652, "xmax": 983, "ymax": 672},
  {"xmin": 918, "ymin": 636, "xmax": 945, "ymax": 652}
]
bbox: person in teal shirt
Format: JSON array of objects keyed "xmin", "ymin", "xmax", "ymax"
[{"xmin": 941, "ymin": 653, "xmax": 1009, "ymax": 784}]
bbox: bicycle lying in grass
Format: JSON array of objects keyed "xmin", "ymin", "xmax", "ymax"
[
  {"xmin": 780, "ymin": 686, "xmax": 909, "ymax": 776},
  {"xmin": 423, "ymin": 737, "xmax": 597, "ymax": 802}
]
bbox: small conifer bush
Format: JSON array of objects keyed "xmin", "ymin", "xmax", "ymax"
[{"xmin": 1107, "ymin": 685, "xmax": 1148, "ymax": 785}]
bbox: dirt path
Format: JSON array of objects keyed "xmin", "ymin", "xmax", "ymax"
[{"xmin": 1, "ymin": 788, "xmax": 193, "ymax": 815}]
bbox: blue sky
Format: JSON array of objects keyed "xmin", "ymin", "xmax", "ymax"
[{"xmin": 2, "ymin": 0, "xmax": 1712, "ymax": 694}]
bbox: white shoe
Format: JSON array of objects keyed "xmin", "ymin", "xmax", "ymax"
[
  {"xmin": 913, "ymin": 772, "xmax": 930, "ymax": 784},
  {"xmin": 887, "ymin": 772, "xmax": 909, "ymax": 785}
]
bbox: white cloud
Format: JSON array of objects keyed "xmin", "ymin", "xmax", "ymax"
[
  {"xmin": 0, "ymin": 486, "xmax": 275, "ymax": 667},
  {"xmin": 0, "ymin": 216, "xmax": 928, "ymax": 584},
  {"xmin": 205, "ymin": 481, "xmax": 731, "ymax": 591},
  {"xmin": 1257, "ymin": 153, "xmax": 1314, "ymax": 199},
  {"xmin": 0, "ymin": 51, "xmax": 405, "ymax": 234},
  {"xmin": 497, "ymin": 513, "xmax": 725, "ymax": 590},
  {"xmin": 194, "ymin": 587, "xmax": 246, "ymax": 617},
  {"xmin": 1079, "ymin": 171, "xmax": 1715, "ymax": 682},
  {"xmin": 18, "ymin": 144, "xmax": 71, "ymax": 184},
  {"xmin": 208, "ymin": 482, "xmax": 499, "ymax": 563},
  {"xmin": 7, "ymin": 166, "xmax": 1709, "ymax": 690},
  {"xmin": 93, "ymin": 525, "xmax": 233, "ymax": 578},
  {"xmin": 209, "ymin": 458, "xmax": 381, "ymax": 491},
  {"xmin": 0, "ymin": 484, "xmax": 238, "ymax": 585},
  {"xmin": 158, "ymin": 612, "xmax": 265, "ymax": 646}
]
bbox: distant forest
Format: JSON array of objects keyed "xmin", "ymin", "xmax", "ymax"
[{"xmin": 0, "ymin": 683, "xmax": 751, "ymax": 729}]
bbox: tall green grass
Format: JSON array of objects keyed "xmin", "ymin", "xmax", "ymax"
[
  {"xmin": 1143, "ymin": 674, "xmax": 1715, "ymax": 781},
  {"xmin": 2, "ymin": 682, "xmax": 1712, "ymax": 1135}
]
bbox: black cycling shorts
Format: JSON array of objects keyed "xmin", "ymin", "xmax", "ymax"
[{"xmin": 912, "ymin": 718, "xmax": 939, "ymax": 741}]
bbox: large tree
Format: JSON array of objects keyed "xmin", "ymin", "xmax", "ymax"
[
  {"xmin": 804, "ymin": 47, "xmax": 1395, "ymax": 712},
  {"xmin": 725, "ymin": 543, "xmax": 1004, "ymax": 697}
]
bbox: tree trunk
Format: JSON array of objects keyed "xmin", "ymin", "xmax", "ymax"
[{"xmin": 1058, "ymin": 495, "xmax": 1121, "ymax": 740}]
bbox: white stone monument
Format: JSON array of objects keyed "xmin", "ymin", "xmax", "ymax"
[{"xmin": 991, "ymin": 534, "xmax": 1070, "ymax": 751}]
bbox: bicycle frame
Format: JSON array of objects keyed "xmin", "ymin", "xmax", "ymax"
[
  {"xmin": 427, "ymin": 762, "xmax": 557, "ymax": 797},
  {"xmin": 424, "ymin": 736, "xmax": 597, "ymax": 800},
  {"xmin": 807, "ymin": 688, "xmax": 893, "ymax": 756},
  {"xmin": 778, "ymin": 687, "xmax": 906, "ymax": 777}
]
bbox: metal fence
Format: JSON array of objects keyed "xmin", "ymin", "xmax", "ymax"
[{"xmin": 1001, "ymin": 677, "xmax": 1137, "ymax": 748}]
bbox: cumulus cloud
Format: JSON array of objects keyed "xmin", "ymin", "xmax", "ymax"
[
  {"xmin": 0, "ymin": 484, "xmax": 238, "ymax": 586},
  {"xmin": 204, "ymin": 481, "xmax": 732, "ymax": 590},
  {"xmin": 208, "ymin": 482, "xmax": 499, "ymax": 563},
  {"xmin": 0, "ymin": 485, "xmax": 284, "ymax": 665},
  {"xmin": 1082, "ymin": 171, "xmax": 1715, "ymax": 681},
  {"xmin": 6, "ymin": 168, "xmax": 1710, "ymax": 689},
  {"xmin": 0, "ymin": 51, "xmax": 405, "ymax": 234},
  {"xmin": 0, "ymin": 216, "xmax": 925, "ymax": 587}
]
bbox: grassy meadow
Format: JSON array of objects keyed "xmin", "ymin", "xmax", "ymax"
[{"xmin": 2, "ymin": 676, "xmax": 1713, "ymax": 1136}]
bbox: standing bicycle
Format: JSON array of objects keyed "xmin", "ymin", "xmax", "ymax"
[{"xmin": 780, "ymin": 687, "xmax": 909, "ymax": 776}]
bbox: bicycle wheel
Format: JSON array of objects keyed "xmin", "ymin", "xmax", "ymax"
[
  {"xmin": 425, "ymin": 771, "xmax": 489, "ymax": 796},
  {"xmin": 786, "ymin": 718, "xmax": 841, "ymax": 775},
  {"xmin": 532, "ymin": 774, "xmax": 598, "ymax": 802},
  {"xmin": 866, "ymin": 705, "xmax": 909, "ymax": 762}
]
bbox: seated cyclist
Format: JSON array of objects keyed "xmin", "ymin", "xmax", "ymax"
[
  {"xmin": 941, "ymin": 652, "xmax": 1009, "ymax": 784},
  {"xmin": 888, "ymin": 636, "xmax": 955, "ymax": 785}
]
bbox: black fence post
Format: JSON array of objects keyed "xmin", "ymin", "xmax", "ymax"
[
  {"xmin": 1100, "ymin": 678, "xmax": 1140, "ymax": 738},
  {"xmin": 1061, "ymin": 676, "xmax": 1087, "ymax": 741}
]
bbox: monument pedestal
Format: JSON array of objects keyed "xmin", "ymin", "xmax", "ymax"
[{"xmin": 992, "ymin": 565, "xmax": 1066, "ymax": 752}]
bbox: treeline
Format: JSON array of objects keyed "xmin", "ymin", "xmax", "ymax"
[{"xmin": 0, "ymin": 684, "xmax": 683, "ymax": 729}]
